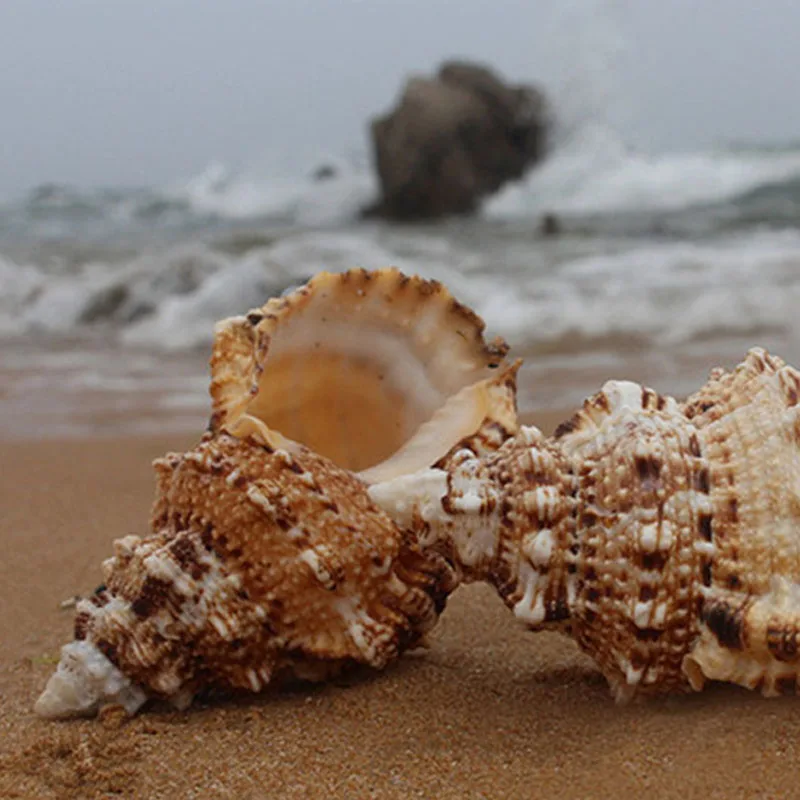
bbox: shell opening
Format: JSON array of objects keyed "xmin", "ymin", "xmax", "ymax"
[{"xmin": 210, "ymin": 269, "xmax": 512, "ymax": 475}]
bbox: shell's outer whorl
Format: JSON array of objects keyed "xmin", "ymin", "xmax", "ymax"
[
  {"xmin": 151, "ymin": 433, "xmax": 455, "ymax": 661},
  {"xmin": 555, "ymin": 380, "xmax": 714, "ymax": 699},
  {"xmin": 36, "ymin": 434, "xmax": 456, "ymax": 717},
  {"xmin": 209, "ymin": 268, "xmax": 509, "ymax": 474},
  {"xmin": 372, "ymin": 379, "xmax": 715, "ymax": 699},
  {"xmin": 681, "ymin": 347, "xmax": 800, "ymax": 695}
]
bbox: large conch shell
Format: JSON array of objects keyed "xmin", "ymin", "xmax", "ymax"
[
  {"xmin": 370, "ymin": 348, "xmax": 800, "ymax": 700},
  {"xmin": 35, "ymin": 269, "xmax": 519, "ymax": 718}
]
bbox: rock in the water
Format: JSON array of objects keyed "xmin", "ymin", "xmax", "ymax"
[
  {"xmin": 311, "ymin": 163, "xmax": 338, "ymax": 182},
  {"xmin": 366, "ymin": 60, "xmax": 548, "ymax": 220}
]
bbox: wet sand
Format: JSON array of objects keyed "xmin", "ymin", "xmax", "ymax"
[{"xmin": 1, "ymin": 432, "xmax": 799, "ymax": 800}]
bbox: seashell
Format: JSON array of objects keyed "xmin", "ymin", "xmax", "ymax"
[
  {"xmin": 370, "ymin": 348, "xmax": 800, "ymax": 700},
  {"xmin": 35, "ymin": 269, "xmax": 518, "ymax": 718}
]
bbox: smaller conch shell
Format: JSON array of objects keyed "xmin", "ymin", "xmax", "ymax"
[{"xmin": 208, "ymin": 268, "xmax": 511, "ymax": 475}]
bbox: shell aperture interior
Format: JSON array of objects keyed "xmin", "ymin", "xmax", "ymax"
[{"xmin": 209, "ymin": 268, "xmax": 509, "ymax": 474}]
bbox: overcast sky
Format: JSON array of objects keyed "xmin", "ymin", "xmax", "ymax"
[{"xmin": 1, "ymin": 0, "xmax": 799, "ymax": 194}]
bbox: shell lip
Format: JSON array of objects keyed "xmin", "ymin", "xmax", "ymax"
[{"xmin": 358, "ymin": 359, "xmax": 521, "ymax": 485}]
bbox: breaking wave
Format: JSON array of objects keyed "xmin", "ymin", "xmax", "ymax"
[
  {"xmin": 3, "ymin": 226, "xmax": 800, "ymax": 359},
  {"xmin": 485, "ymin": 124, "xmax": 800, "ymax": 220}
]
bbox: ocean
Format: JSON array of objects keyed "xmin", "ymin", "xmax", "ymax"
[{"xmin": 3, "ymin": 123, "xmax": 800, "ymax": 438}]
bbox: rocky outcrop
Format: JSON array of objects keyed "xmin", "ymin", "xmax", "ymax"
[{"xmin": 366, "ymin": 61, "xmax": 548, "ymax": 221}]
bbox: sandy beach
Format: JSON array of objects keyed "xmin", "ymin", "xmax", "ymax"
[
  {"xmin": 6, "ymin": 0, "xmax": 800, "ymax": 795},
  {"xmin": 0, "ymin": 429, "xmax": 798, "ymax": 800}
]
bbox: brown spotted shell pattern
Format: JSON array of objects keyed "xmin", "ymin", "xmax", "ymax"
[{"xmin": 35, "ymin": 432, "xmax": 458, "ymax": 718}]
